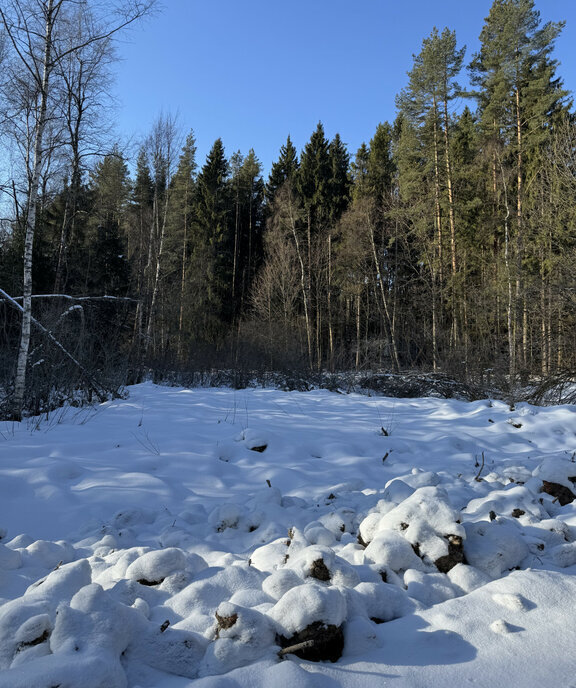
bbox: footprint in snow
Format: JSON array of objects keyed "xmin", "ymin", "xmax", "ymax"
[
  {"xmin": 491, "ymin": 592, "xmax": 534, "ymax": 612},
  {"xmin": 490, "ymin": 619, "xmax": 525, "ymax": 634}
]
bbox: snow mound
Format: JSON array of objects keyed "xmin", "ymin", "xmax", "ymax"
[{"xmin": 268, "ymin": 582, "xmax": 347, "ymax": 636}]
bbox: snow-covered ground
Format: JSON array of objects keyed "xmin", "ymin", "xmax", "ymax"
[{"xmin": 1, "ymin": 382, "xmax": 576, "ymax": 687}]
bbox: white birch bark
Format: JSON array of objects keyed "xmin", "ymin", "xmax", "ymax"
[{"xmin": 11, "ymin": 1, "xmax": 55, "ymax": 420}]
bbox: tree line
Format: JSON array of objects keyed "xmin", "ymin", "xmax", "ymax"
[{"xmin": 1, "ymin": 0, "xmax": 575, "ymax": 417}]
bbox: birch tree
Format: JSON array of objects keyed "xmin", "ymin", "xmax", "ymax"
[
  {"xmin": 0, "ymin": 0, "xmax": 156, "ymax": 419},
  {"xmin": 142, "ymin": 113, "xmax": 179, "ymax": 358}
]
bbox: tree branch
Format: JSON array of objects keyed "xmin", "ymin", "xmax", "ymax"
[{"xmin": 0, "ymin": 287, "xmax": 112, "ymax": 402}]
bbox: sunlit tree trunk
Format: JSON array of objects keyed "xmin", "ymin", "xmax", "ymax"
[{"xmin": 10, "ymin": 1, "xmax": 55, "ymax": 420}]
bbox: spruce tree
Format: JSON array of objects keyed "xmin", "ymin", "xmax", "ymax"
[
  {"xmin": 86, "ymin": 151, "xmax": 131, "ymax": 296},
  {"xmin": 297, "ymin": 122, "xmax": 332, "ymax": 235},
  {"xmin": 190, "ymin": 138, "xmax": 232, "ymax": 341},
  {"xmin": 266, "ymin": 135, "xmax": 299, "ymax": 204},
  {"xmin": 229, "ymin": 149, "xmax": 264, "ymax": 314},
  {"xmin": 366, "ymin": 122, "xmax": 395, "ymax": 203},
  {"xmin": 328, "ymin": 133, "xmax": 351, "ymax": 224},
  {"xmin": 238, "ymin": 150, "xmax": 265, "ymax": 308},
  {"xmin": 351, "ymin": 143, "xmax": 370, "ymax": 201},
  {"xmin": 128, "ymin": 148, "xmax": 154, "ymax": 296}
]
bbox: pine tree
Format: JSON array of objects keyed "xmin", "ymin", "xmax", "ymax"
[
  {"xmin": 469, "ymin": 0, "xmax": 569, "ymax": 377},
  {"xmin": 396, "ymin": 27, "xmax": 467, "ymax": 367},
  {"xmin": 398, "ymin": 26, "xmax": 465, "ymax": 278}
]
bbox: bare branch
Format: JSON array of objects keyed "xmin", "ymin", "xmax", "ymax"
[{"xmin": 0, "ymin": 287, "xmax": 111, "ymax": 402}]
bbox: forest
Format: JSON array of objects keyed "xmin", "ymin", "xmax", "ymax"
[{"xmin": 1, "ymin": 0, "xmax": 575, "ymax": 418}]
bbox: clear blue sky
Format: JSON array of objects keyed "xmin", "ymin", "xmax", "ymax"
[{"xmin": 113, "ymin": 0, "xmax": 576, "ymax": 177}]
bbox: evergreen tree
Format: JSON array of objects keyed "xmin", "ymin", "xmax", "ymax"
[
  {"xmin": 469, "ymin": 0, "xmax": 569, "ymax": 377},
  {"xmin": 366, "ymin": 122, "xmax": 395, "ymax": 203},
  {"xmin": 127, "ymin": 148, "xmax": 154, "ymax": 299},
  {"xmin": 351, "ymin": 142, "xmax": 370, "ymax": 201},
  {"xmin": 237, "ymin": 150, "xmax": 265, "ymax": 309},
  {"xmin": 449, "ymin": 107, "xmax": 487, "ymax": 268},
  {"xmin": 85, "ymin": 150, "xmax": 131, "ymax": 296},
  {"xmin": 163, "ymin": 131, "xmax": 197, "ymax": 356},
  {"xmin": 395, "ymin": 27, "xmax": 467, "ymax": 367},
  {"xmin": 230, "ymin": 149, "xmax": 246, "ymax": 306},
  {"xmin": 266, "ymin": 135, "xmax": 299, "ymax": 204},
  {"xmin": 297, "ymin": 122, "xmax": 332, "ymax": 236},
  {"xmin": 394, "ymin": 108, "xmax": 443, "ymax": 369},
  {"xmin": 328, "ymin": 133, "xmax": 351, "ymax": 224},
  {"xmin": 189, "ymin": 138, "xmax": 232, "ymax": 340},
  {"xmin": 397, "ymin": 26, "xmax": 465, "ymax": 278}
]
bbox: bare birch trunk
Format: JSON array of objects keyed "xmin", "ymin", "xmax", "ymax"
[
  {"xmin": 368, "ymin": 222, "xmax": 400, "ymax": 372},
  {"xmin": 12, "ymin": 2, "xmax": 55, "ymax": 419},
  {"xmin": 144, "ymin": 189, "xmax": 170, "ymax": 357}
]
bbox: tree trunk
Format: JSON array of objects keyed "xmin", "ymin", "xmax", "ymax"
[
  {"xmin": 432, "ymin": 105, "xmax": 443, "ymax": 286},
  {"xmin": 327, "ymin": 232, "xmax": 334, "ymax": 371},
  {"xmin": 369, "ymin": 221, "xmax": 400, "ymax": 372},
  {"xmin": 290, "ymin": 209, "xmax": 312, "ymax": 368},
  {"xmin": 144, "ymin": 187, "xmax": 170, "ymax": 357},
  {"xmin": 12, "ymin": 1, "xmax": 55, "ymax": 420}
]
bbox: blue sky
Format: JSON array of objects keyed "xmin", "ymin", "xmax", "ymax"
[{"xmin": 114, "ymin": 0, "xmax": 576, "ymax": 177}]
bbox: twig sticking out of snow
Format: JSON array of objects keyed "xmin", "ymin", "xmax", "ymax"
[
  {"xmin": 475, "ymin": 452, "xmax": 486, "ymax": 482},
  {"xmin": 278, "ymin": 639, "xmax": 316, "ymax": 657}
]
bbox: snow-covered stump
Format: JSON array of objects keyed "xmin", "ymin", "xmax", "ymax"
[
  {"xmin": 532, "ymin": 457, "xmax": 576, "ymax": 506},
  {"xmin": 434, "ymin": 534, "xmax": 465, "ymax": 573},
  {"xmin": 278, "ymin": 621, "xmax": 344, "ymax": 663},
  {"xmin": 199, "ymin": 602, "xmax": 276, "ymax": 676},
  {"xmin": 268, "ymin": 583, "xmax": 347, "ymax": 663},
  {"xmin": 284, "ymin": 545, "xmax": 360, "ymax": 587},
  {"xmin": 541, "ymin": 481, "xmax": 575, "ymax": 506}
]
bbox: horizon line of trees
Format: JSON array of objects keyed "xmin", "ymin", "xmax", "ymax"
[{"xmin": 1, "ymin": 0, "xmax": 576, "ymax": 416}]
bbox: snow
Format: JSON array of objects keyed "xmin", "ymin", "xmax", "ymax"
[
  {"xmin": 1, "ymin": 381, "xmax": 576, "ymax": 686},
  {"xmin": 269, "ymin": 583, "xmax": 347, "ymax": 635}
]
